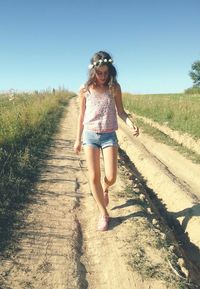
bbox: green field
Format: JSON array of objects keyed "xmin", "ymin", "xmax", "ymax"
[{"xmin": 122, "ymin": 93, "xmax": 200, "ymax": 139}]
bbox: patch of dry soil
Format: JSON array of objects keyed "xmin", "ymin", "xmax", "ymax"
[{"xmin": 0, "ymin": 98, "xmax": 198, "ymax": 288}]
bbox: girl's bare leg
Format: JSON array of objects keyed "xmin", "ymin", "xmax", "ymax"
[
  {"xmin": 84, "ymin": 146, "xmax": 108, "ymax": 217},
  {"xmin": 102, "ymin": 146, "xmax": 118, "ymax": 192}
]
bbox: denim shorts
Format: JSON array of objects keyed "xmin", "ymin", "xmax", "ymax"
[{"xmin": 83, "ymin": 130, "xmax": 118, "ymax": 149}]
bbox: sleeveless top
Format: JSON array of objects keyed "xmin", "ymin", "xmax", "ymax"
[{"xmin": 83, "ymin": 89, "xmax": 118, "ymax": 133}]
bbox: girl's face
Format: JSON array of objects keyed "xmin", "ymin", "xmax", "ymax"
[{"xmin": 95, "ymin": 65, "xmax": 109, "ymax": 86}]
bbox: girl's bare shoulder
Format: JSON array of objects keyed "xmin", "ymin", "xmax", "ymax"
[
  {"xmin": 79, "ymin": 84, "xmax": 87, "ymax": 98},
  {"xmin": 79, "ymin": 84, "xmax": 94, "ymax": 94}
]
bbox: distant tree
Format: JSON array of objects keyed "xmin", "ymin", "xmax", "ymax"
[{"xmin": 189, "ymin": 60, "xmax": 200, "ymax": 87}]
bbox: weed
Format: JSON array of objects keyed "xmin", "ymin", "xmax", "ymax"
[
  {"xmin": 122, "ymin": 92, "xmax": 200, "ymax": 139},
  {"xmin": 136, "ymin": 119, "xmax": 200, "ymax": 163}
]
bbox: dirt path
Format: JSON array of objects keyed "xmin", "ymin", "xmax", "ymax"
[
  {"xmin": 0, "ymin": 97, "xmax": 199, "ymax": 288},
  {"xmin": 117, "ymin": 118, "xmax": 200, "ymax": 250}
]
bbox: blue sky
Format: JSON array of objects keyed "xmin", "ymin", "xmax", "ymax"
[{"xmin": 0, "ymin": 0, "xmax": 200, "ymax": 94}]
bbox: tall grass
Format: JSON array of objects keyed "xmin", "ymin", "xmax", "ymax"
[
  {"xmin": 122, "ymin": 93, "xmax": 200, "ymax": 139},
  {"xmin": 184, "ymin": 86, "xmax": 200, "ymax": 94},
  {"xmin": 0, "ymin": 89, "xmax": 75, "ymax": 254}
]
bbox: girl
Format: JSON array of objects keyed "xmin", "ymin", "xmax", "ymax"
[{"xmin": 74, "ymin": 51, "xmax": 139, "ymax": 231}]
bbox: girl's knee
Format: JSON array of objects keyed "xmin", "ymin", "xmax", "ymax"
[{"xmin": 105, "ymin": 175, "xmax": 117, "ymax": 186}]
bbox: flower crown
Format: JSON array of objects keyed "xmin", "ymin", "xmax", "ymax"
[{"xmin": 88, "ymin": 58, "xmax": 113, "ymax": 69}]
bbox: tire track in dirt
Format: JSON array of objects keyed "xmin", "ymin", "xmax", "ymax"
[
  {"xmin": 0, "ymin": 97, "xmax": 195, "ymax": 289},
  {"xmin": 117, "ymin": 118, "xmax": 200, "ymax": 283}
]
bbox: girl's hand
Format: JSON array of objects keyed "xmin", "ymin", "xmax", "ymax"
[
  {"xmin": 124, "ymin": 115, "xmax": 139, "ymax": 137},
  {"xmin": 132, "ymin": 125, "xmax": 139, "ymax": 137},
  {"xmin": 74, "ymin": 140, "xmax": 82, "ymax": 154}
]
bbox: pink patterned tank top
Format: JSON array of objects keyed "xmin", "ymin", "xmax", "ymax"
[{"xmin": 83, "ymin": 90, "xmax": 118, "ymax": 133}]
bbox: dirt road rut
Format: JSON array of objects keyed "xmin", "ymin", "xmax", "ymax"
[{"xmin": 0, "ymin": 97, "xmax": 197, "ymax": 289}]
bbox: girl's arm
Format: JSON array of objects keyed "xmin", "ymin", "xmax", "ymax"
[
  {"xmin": 74, "ymin": 87, "xmax": 86, "ymax": 154},
  {"xmin": 114, "ymin": 84, "xmax": 139, "ymax": 136}
]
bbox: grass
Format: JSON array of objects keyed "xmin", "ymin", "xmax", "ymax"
[
  {"xmin": 0, "ymin": 89, "xmax": 75, "ymax": 255},
  {"xmin": 122, "ymin": 185, "xmax": 187, "ymax": 288},
  {"xmin": 135, "ymin": 118, "xmax": 200, "ymax": 163},
  {"xmin": 122, "ymin": 92, "xmax": 200, "ymax": 140},
  {"xmin": 123, "ymin": 193, "xmax": 196, "ymax": 289}
]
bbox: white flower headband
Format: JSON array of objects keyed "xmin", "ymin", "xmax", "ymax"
[{"xmin": 88, "ymin": 58, "xmax": 113, "ymax": 69}]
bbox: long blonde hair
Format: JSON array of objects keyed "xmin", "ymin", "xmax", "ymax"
[{"xmin": 85, "ymin": 51, "xmax": 118, "ymax": 92}]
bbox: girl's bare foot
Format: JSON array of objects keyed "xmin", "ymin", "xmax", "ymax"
[{"xmin": 97, "ymin": 215, "xmax": 109, "ymax": 231}]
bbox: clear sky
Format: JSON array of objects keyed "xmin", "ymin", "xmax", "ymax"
[{"xmin": 0, "ymin": 0, "xmax": 200, "ymax": 94}]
